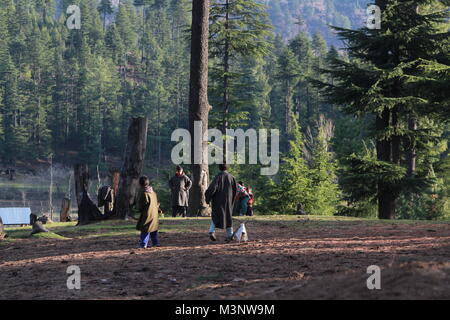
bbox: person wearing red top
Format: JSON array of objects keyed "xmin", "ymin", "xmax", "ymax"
[
  {"xmin": 246, "ymin": 188, "xmax": 254, "ymax": 216},
  {"xmin": 236, "ymin": 181, "xmax": 250, "ymax": 216}
]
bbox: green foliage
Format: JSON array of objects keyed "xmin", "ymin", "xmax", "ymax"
[
  {"xmin": 317, "ymin": 0, "xmax": 450, "ymax": 219},
  {"xmin": 209, "ymin": 0, "xmax": 273, "ymax": 130},
  {"xmin": 274, "ymin": 121, "xmax": 313, "ymax": 214}
]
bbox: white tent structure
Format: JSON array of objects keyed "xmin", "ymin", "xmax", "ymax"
[{"xmin": 0, "ymin": 208, "xmax": 31, "ymax": 225}]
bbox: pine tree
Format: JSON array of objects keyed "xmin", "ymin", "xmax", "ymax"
[
  {"xmin": 275, "ymin": 46, "xmax": 301, "ymax": 151},
  {"xmin": 98, "ymin": 0, "xmax": 114, "ymax": 31},
  {"xmin": 209, "ymin": 0, "xmax": 272, "ymax": 137},
  {"xmin": 318, "ymin": 0, "xmax": 450, "ymax": 219},
  {"xmin": 275, "ymin": 120, "xmax": 313, "ymax": 214},
  {"xmin": 307, "ymin": 116, "xmax": 340, "ymax": 215}
]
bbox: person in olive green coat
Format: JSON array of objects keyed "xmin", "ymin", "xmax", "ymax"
[{"xmin": 135, "ymin": 176, "xmax": 160, "ymax": 248}]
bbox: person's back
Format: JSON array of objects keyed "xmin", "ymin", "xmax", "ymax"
[
  {"xmin": 136, "ymin": 176, "xmax": 160, "ymax": 248},
  {"xmin": 210, "ymin": 171, "xmax": 235, "ymax": 201},
  {"xmin": 205, "ymin": 164, "xmax": 237, "ymax": 242}
]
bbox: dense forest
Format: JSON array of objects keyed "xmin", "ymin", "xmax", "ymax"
[{"xmin": 0, "ymin": 0, "xmax": 448, "ymax": 219}]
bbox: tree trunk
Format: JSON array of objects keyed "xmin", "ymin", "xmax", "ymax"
[
  {"xmin": 74, "ymin": 164, "xmax": 104, "ymax": 225},
  {"xmin": 285, "ymin": 79, "xmax": 291, "ymax": 135},
  {"xmin": 407, "ymin": 118, "xmax": 417, "ymax": 176},
  {"xmin": 115, "ymin": 117, "xmax": 148, "ymax": 219},
  {"xmin": 391, "ymin": 107, "xmax": 401, "ymax": 165},
  {"xmin": 110, "ymin": 169, "xmax": 121, "ymax": 195},
  {"xmin": 188, "ymin": 0, "xmax": 211, "ymax": 217},
  {"xmin": 74, "ymin": 164, "xmax": 89, "ymax": 207},
  {"xmin": 378, "ymin": 189, "xmax": 396, "ymax": 219},
  {"xmin": 222, "ymin": 0, "xmax": 230, "ymax": 162},
  {"xmin": 60, "ymin": 197, "xmax": 71, "ymax": 222},
  {"xmin": 376, "ymin": 109, "xmax": 395, "ymax": 219}
]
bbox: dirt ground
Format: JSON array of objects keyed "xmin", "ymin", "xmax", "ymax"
[{"xmin": 0, "ymin": 217, "xmax": 449, "ymax": 300}]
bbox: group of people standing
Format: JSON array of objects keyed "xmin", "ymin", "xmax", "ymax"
[{"xmin": 134, "ymin": 164, "xmax": 254, "ymax": 248}]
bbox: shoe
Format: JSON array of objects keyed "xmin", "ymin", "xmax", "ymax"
[
  {"xmin": 225, "ymin": 236, "xmax": 233, "ymax": 243},
  {"xmin": 209, "ymin": 232, "xmax": 217, "ymax": 241}
]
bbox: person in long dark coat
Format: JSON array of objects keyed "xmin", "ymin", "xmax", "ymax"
[
  {"xmin": 135, "ymin": 176, "xmax": 160, "ymax": 248},
  {"xmin": 205, "ymin": 164, "xmax": 237, "ymax": 242},
  {"xmin": 169, "ymin": 165, "xmax": 192, "ymax": 217}
]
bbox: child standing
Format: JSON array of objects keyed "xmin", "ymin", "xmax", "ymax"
[
  {"xmin": 236, "ymin": 181, "xmax": 250, "ymax": 216},
  {"xmin": 246, "ymin": 188, "xmax": 254, "ymax": 216},
  {"xmin": 135, "ymin": 176, "xmax": 160, "ymax": 248}
]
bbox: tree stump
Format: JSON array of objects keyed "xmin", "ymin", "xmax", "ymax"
[
  {"xmin": 77, "ymin": 192, "xmax": 104, "ymax": 225},
  {"xmin": 30, "ymin": 221, "xmax": 49, "ymax": 235},
  {"xmin": 60, "ymin": 197, "xmax": 71, "ymax": 222},
  {"xmin": 74, "ymin": 164, "xmax": 89, "ymax": 208},
  {"xmin": 116, "ymin": 117, "xmax": 148, "ymax": 219},
  {"xmin": 110, "ymin": 169, "xmax": 120, "ymax": 196}
]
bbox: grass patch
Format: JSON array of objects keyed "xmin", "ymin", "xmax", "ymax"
[{"xmin": 3, "ymin": 215, "xmax": 449, "ymax": 243}]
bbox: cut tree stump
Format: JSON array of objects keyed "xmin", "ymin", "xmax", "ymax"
[
  {"xmin": 77, "ymin": 192, "xmax": 104, "ymax": 225},
  {"xmin": 110, "ymin": 169, "xmax": 120, "ymax": 196},
  {"xmin": 74, "ymin": 164, "xmax": 89, "ymax": 208},
  {"xmin": 60, "ymin": 197, "xmax": 71, "ymax": 222},
  {"xmin": 115, "ymin": 117, "xmax": 148, "ymax": 219},
  {"xmin": 30, "ymin": 221, "xmax": 49, "ymax": 235},
  {"xmin": 74, "ymin": 164, "xmax": 107, "ymax": 225}
]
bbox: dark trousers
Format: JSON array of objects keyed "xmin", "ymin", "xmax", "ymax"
[
  {"xmin": 172, "ymin": 205, "xmax": 187, "ymax": 218},
  {"xmin": 140, "ymin": 231, "xmax": 159, "ymax": 248}
]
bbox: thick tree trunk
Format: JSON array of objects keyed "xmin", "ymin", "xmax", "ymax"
[
  {"xmin": 60, "ymin": 197, "xmax": 71, "ymax": 222},
  {"xmin": 378, "ymin": 188, "xmax": 395, "ymax": 219},
  {"xmin": 74, "ymin": 164, "xmax": 89, "ymax": 207},
  {"xmin": 188, "ymin": 0, "xmax": 211, "ymax": 217},
  {"xmin": 111, "ymin": 170, "xmax": 121, "ymax": 195},
  {"xmin": 222, "ymin": 0, "xmax": 230, "ymax": 162},
  {"xmin": 376, "ymin": 109, "xmax": 395, "ymax": 219},
  {"xmin": 115, "ymin": 117, "xmax": 148, "ymax": 219}
]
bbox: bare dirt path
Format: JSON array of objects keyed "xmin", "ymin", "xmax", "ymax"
[{"xmin": 0, "ymin": 217, "xmax": 449, "ymax": 300}]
